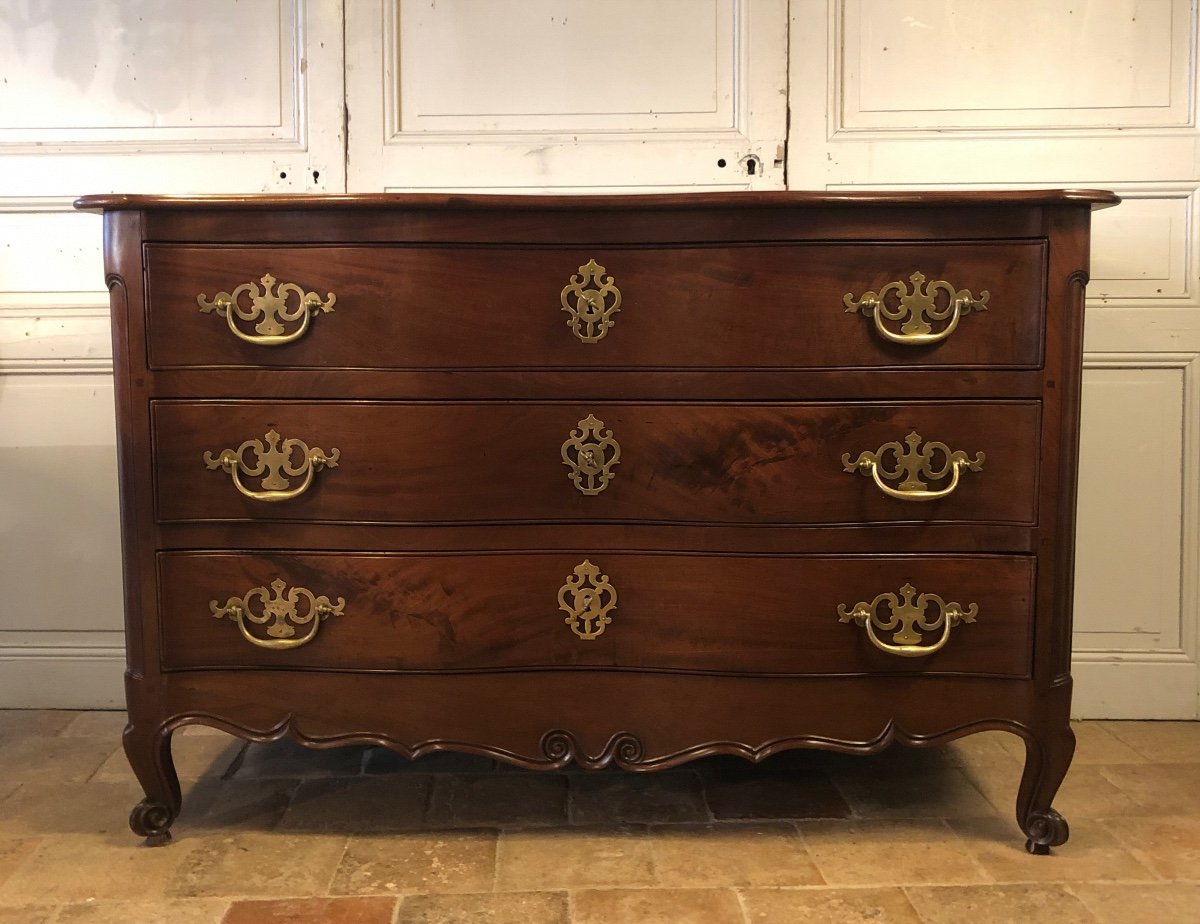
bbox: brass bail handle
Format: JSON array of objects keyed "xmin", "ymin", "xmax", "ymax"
[
  {"xmin": 844, "ymin": 272, "xmax": 989, "ymax": 346},
  {"xmin": 211, "ymin": 578, "xmax": 346, "ymax": 650},
  {"xmin": 204, "ymin": 429, "xmax": 340, "ymax": 503},
  {"xmin": 843, "ymin": 431, "xmax": 984, "ymax": 502},
  {"xmin": 198, "ymin": 273, "xmax": 336, "ymax": 346},
  {"xmin": 838, "ymin": 583, "xmax": 978, "ymax": 658}
]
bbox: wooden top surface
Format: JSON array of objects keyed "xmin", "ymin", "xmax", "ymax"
[{"xmin": 74, "ymin": 188, "xmax": 1120, "ymax": 212}]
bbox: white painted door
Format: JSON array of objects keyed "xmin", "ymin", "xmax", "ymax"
[
  {"xmin": 788, "ymin": 0, "xmax": 1200, "ymax": 718},
  {"xmin": 0, "ymin": 0, "xmax": 345, "ymax": 706},
  {"xmin": 344, "ymin": 0, "xmax": 789, "ymax": 192}
]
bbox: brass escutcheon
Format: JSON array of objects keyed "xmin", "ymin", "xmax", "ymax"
[
  {"xmin": 561, "ymin": 414, "xmax": 621, "ymax": 495},
  {"xmin": 838, "ymin": 582, "xmax": 977, "ymax": 658},
  {"xmin": 198, "ymin": 273, "xmax": 335, "ymax": 346},
  {"xmin": 561, "ymin": 259, "xmax": 622, "ymax": 342},
  {"xmin": 558, "ymin": 560, "xmax": 617, "ymax": 640},
  {"xmin": 844, "ymin": 271, "xmax": 988, "ymax": 345},
  {"xmin": 210, "ymin": 578, "xmax": 346, "ymax": 650},
  {"xmin": 204, "ymin": 429, "xmax": 340, "ymax": 502},
  {"xmin": 842, "ymin": 430, "xmax": 983, "ymax": 502}
]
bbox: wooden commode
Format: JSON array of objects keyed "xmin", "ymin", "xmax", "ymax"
[{"xmin": 76, "ymin": 189, "xmax": 1118, "ymax": 851}]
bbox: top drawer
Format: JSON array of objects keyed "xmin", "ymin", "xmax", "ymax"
[{"xmin": 145, "ymin": 242, "xmax": 1046, "ymax": 370}]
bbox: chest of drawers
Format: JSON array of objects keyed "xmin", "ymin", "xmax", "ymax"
[{"xmin": 77, "ymin": 189, "xmax": 1117, "ymax": 852}]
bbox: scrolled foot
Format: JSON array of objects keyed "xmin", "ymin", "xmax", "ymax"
[
  {"xmin": 1023, "ymin": 808, "xmax": 1069, "ymax": 855},
  {"xmin": 130, "ymin": 798, "xmax": 176, "ymax": 847}
]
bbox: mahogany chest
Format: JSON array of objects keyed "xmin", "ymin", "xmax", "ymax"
[{"xmin": 76, "ymin": 189, "xmax": 1117, "ymax": 851}]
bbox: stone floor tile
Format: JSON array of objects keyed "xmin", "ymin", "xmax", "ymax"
[
  {"xmin": 56, "ymin": 898, "xmax": 231, "ymax": 923},
  {"xmin": 495, "ymin": 826, "xmax": 654, "ymax": 890},
  {"xmin": 834, "ymin": 765, "xmax": 998, "ymax": 820},
  {"xmin": 797, "ymin": 819, "xmax": 989, "ymax": 886},
  {"xmin": 0, "ymin": 710, "xmax": 77, "ymax": 737},
  {"xmin": 364, "ymin": 747, "xmax": 495, "ymax": 774},
  {"xmin": 58, "ymin": 711, "xmax": 127, "ymax": 738},
  {"xmin": 1071, "ymin": 882, "xmax": 1200, "ymax": 924},
  {"xmin": 223, "ymin": 896, "xmax": 397, "ymax": 923},
  {"xmin": 165, "ymin": 832, "xmax": 348, "ymax": 898},
  {"xmin": 0, "ymin": 840, "xmax": 39, "ymax": 889},
  {"xmin": 740, "ymin": 886, "xmax": 922, "ymax": 924},
  {"xmin": 904, "ymin": 884, "xmax": 1098, "ymax": 923},
  {"xmin": 1098, "ymin": 721, "xmax": 1200, "ymax": 763},
  {"xmin": 394, "ymin": 891, "xmax": 568, "ymax": 924},
  {"xmin": 1068, "ymin": 723, "xmax": 1148, "ymax": 765},
  {"xmin": 649, "ymin": 822, "xmax": 822, "ymax": 888},
  {"xmin": 0, "ymin": 781, "xmax": 146, "ymax": 838},
  {"xmin": 175, "ymin": 777, "xmax": 300, "ymax": 834},
  {"xmin": 1097, "ymin": 763, "xmax": 1200, "ymax": 815},
  {"xmin": 948, "ymin": 816, "xmax": 1156, "ymax": 883},
  {"xmin": 1100, "ymin": 815, "xmax": 1200, "ymax": 880},
  {"xmin": 700, "ymin": 759, "xmax": 850, "ymax": 821},
  {"xmin": 330, "ymin": 831, "xmax": 497, "ymax": 896},
  {"xmin": 90, "ymin": 733, "xmax": 244, "ymax": 784},
  {"xmin": 277, "ymin": 776, "xmax": 430, "ymax": 833},
  {"xmin": 231, "ymin": 739, "xmax": 369, "ymax": 779},
  {"xmin": 426, "ymin": 773, "xmax": 568, "ymax": 828},
  {"xmin": 945, "ymin": 732, "xmax": 1024, "ymax": 773},
  {"xmin": 0, "ymin": 736, "xmax": 120, "ymax": 785},
  {"xmin": 0, "ymin": 833, "xmax": 200, "ymax": 903},
  {"xmin": 571, "ymin": 888, "xmax": 745, "ymax": 924},
  {"xmin": 963, "ymin": 763, "xmax": 1141, "ymax": 821},
  {"xmin": 569, "ymin": 772, "xmax": 710, "ymax": 825},
  {"xmin": 0, "ymin": 905, "xmax": 56, "ymax": 924}
]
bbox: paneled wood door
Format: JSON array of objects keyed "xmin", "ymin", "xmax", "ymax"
[
  {"xmin": 0, "ymin": 0, "xmax": 345, "ymax": 706},
  {"xmin": 788, "ymin": 0, "xmax": 1200, "ymax": 718},
  {"xmin": 343, "ymin": 0, "xmax": 789, "ymax": 192}
]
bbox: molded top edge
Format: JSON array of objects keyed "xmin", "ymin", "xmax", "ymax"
[{"xmin": 74, "ymin": 189, "xmax": 1120, "ymax": 212}]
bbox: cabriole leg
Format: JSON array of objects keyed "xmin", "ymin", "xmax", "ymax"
[
  {"xmin": 123, "ymin": 720, "xmax": 181, "ymax": 846},
  {"xmin": 1016, "ymin": 723, "xmax": 1075, "ymax": 855}
]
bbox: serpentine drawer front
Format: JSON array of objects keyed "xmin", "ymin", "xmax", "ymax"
[{"xmin": 78, "ymin": 189, "xmax": 1117, "ymax": 855}]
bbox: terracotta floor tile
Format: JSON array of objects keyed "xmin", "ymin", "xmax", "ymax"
[
  {"xmin": 948, "ymin": 816, "xmax": 1157, "ymax": 883},
  {"xmin": 0, "ymin": 710, "xmax": 77, "ymax": 737},
  {"xmin": 571, "ymin": 888, "xmax": 745, "ymax": 924},
  {"xmin": 56, "ymin": 898, "xmax": 231, "ymax": 923},
  {"xmin": 495, "ymin": 826, "xmax": 654, "ymax": 890},
  {"xmin": 175, "ymin": 777, "xmax": 300, "ymax": 834},
  {"xmin": 364, "ymin": 747, "xmax": 495, "ymax": 774},
  {"xmin": 834, "ymin": 765, "xmax": 998, "ymax": 820},
  {"xmin": 739, "ymin": 886, "xmax": 922, "ymax": 923},
  {"xmin": 394, "ymin": 891, "xmax": 567, "ymax": 923},
  {"xmin": 0, "ymin": 833, "xmax": 200, "ymax": 903},
  {"xmin": 1098, "ymin": 763, "xmax": 1200, "ymax": 815},
  {"xmin": 426, "ymin": 773, "xmax": 568, "ymax": 828},
  {"xmin": 165, "ymin": 832, "xmax": 348, "ymax": 898},
  {"xmin": 91, "ymin": 733, "xmax": 244, "ymax": 784},
  {"xmin": 1071, "ymin": 882, "xmax": 1200, "ymax": 924},
  {"xmin": 223, "ymin": 896, "xmax": 397, "ymax": 923},
  {"xmin": 58, "ymin": 711, "xmax": 127, "ymax": 738},
  {"xmin": 649, "ymin": 822, "xmax": 822, "ymax": 888},
  {"xmin": 0, "ymin": 736, "xmax": 120, "ymax": 785},
  {"xmin": 232, "ymin": 739, "xmax": 369, "ymax": 779},
  {"xmin": 904, "ymin": 884, "xmax": 1098, "ymax": 923},
  {"xmin": 0, "ymin": 781, "xmax": 147, "ymax": 838},
  {"xmin": 330, "ymin": 831, "xmax": 497, "ymax": 896},
  {"xmin": 1100, "ymin": 815, "xmax": 1200, "ymax": 880},
  {"xmin": 0, "ymin": 905, "xmax": 56, "ymax": 924},
  {"xmin": 278, "ymin": 776, "xmax": 430, "ymax": 833},
  {"xmin": 701, "ymin": 760, "xmax": 850, "ymax": 821},
  {"xmin": 1098, "ymin": 721, "xmax": 1200, "ymax": 763},
  {"xmin": 797, "ymin": 819, "xmax": 989, "ymax": 886},
  {"xmin": 569, "ymin": 771, "xmax": 709, "ymax": 825},
  {"xmin": 0, "ymin": 840, "xmax": 39, "ymax": 889}
]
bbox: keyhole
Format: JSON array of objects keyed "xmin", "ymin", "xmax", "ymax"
[{"xmin": 745, "ymin": 156, "xmax": 758, "ymax": 176}]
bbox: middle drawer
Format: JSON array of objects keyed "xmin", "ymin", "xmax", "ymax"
[{"xmin": 153, "ymin": 401, "xmax": 1039, "ymax": 526}]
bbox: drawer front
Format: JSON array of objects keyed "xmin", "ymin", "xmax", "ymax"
[
  {"xmin": 146, "ymin": 242, "xmax": 1046, "ymax": 369},
  {"xmin": 158, "ymin": 551, "xmax": 1035, "ymax": 677},
  {"xmin": 153, "ymin": 400, "xmax": 1040, "ymax": 525}
]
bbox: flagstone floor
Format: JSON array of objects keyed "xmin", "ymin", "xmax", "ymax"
[{"xmin": 0, "ymin": 712, "xmax": 1196, "ymax": 923}]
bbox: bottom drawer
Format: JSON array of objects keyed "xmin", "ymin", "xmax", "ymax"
[{"xmin": 157, "ymin": 552, "xmax": 1034, "ymax": 677}]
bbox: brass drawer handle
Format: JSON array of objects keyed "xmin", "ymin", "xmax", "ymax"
[
  {"xmin": 211, "ymin": 578, "xmax": 345, "ymax": 650},
  {"xmin": 844, "ymin": 271, "xmax": 988, "ymax": 345},
  {"xmin": 561, "ymin": 414, "xmax": 621, "ymax": 495},
  {"xmin": 843, "ymin": 430, "xmax": 983, "ymax": 502},
  {"xmin": 838, "ymin": 582, "xmax": 977, "ymax": 658},
  {"xmin": 559, "ymin": 559, "xmax": 617, "ymax": 640},
  {"xmin": 561, "ymin": 259, "xmax": 622, "ymax": 342},
  {"xmin": 198, "ymin": 273, "xmax": 336, "ymax": 346},
  {"xmin": 204, "ymin": 428, "xmax": 340, "ymax": 503}
]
